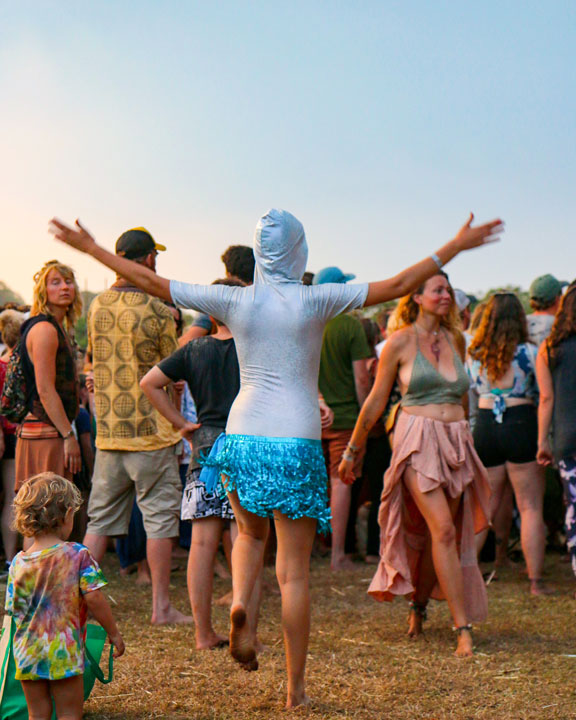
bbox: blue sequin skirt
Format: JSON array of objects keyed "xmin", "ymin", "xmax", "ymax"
[{"xmin": 204, "ymin": 434, "xmax": 331, "ymax": 534}]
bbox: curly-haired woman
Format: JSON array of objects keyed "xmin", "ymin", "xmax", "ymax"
[
  {"xmin": 340, "ymin": 272, "xmax": 490, "ymax": 658},
  {"xmin": 467, "ymin": 292, "xmax": 550, "ymax": 595},
  {"xmin": 536, "ymin": 282, "xmax": 576, "ymax": 592},
  {"xmin": 15, "ymin": 261, "xmax": 82, "ymax": 496}
]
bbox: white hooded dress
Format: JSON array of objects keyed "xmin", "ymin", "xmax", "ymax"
[{"xmin": 170, "ymin": 209, "xmax": 368, "ymax": 528}]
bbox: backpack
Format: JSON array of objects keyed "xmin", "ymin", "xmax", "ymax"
[
  {"xmin": 0, "ymin": 343, "xmax": 29, "ymax": 424},
  {"xmin": 0, "ymin": 316, "xmax": 49, "ymax": 424}
]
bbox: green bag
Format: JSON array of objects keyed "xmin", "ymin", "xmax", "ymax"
[{"xmin": 0, "ymin": 615, "xmax": 113, "ymax": 719}]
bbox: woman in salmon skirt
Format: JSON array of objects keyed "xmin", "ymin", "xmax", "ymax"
[{"xmin": 339, "ymin": 271, "xmax": 490, "ymax": 657}]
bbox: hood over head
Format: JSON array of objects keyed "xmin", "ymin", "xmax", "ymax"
[{"xmin": 253, "ymin": 209, "xmax": 307, "ymax": 285}]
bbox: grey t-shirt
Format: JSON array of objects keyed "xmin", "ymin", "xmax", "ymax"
[{"xmin": 170, "ymin": 280, "xmax": 368, "ymax": 440}]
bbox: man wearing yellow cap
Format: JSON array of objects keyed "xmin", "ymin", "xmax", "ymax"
[{"xmin": 83, "ymin": 227, "xmax": 193, "ymax": 625}]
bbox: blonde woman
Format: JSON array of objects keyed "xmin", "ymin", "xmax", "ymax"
[
  {"xmin": 468, "ymin": 293, "xmax": 550, "ymax": 595},
  {"xmin": 15, "ymin": 261, "xmax": 82, "ymax": 493},
  {"xmin": 340, "ymin": 272, "xmax": 490, "ymax": 658}
]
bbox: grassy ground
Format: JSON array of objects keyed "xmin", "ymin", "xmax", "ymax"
[{"xmin": 2, "ymin": 553, "xmax": 576, "ymax": 720}]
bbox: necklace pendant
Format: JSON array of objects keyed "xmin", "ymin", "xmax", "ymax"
[{"xmin": 431, "ymin": 338, "xmax": 441, "ymax": 363}]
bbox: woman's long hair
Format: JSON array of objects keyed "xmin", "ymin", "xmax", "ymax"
[
  {"xmin": 389, "ymin": 272, "xmax": 462, "ymax": 335},
  {"xmin": 31, "ymin": 260, "xmax": 82, "ymax": 335},
  {"xmin": 468, "ymin": 293, "xmax": 528, "ymax": 382},
  {"xmin": 546, "ymin": 282, "xmax": 576, "ymax": 358}
]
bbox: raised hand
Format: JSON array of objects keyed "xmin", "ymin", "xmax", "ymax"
[
  {"xmin": 49, "ymin": 218, "xmax": 96, "ymax": 254},
  {"xmin": 453, "ymin": 212, "xmax": 504, "ymax": 251}
]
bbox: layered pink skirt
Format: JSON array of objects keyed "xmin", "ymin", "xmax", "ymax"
[{"xmin": 368, "ymin": 411, "xmax": 491, "ymax": 622}]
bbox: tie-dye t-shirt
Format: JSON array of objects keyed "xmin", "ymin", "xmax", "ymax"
[{"xmin": 4, "ymin": 542, "xmax": 107, "ymax": 680}]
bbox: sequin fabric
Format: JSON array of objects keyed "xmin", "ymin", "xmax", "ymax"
[{"xmin": 207, "ymin": 434, "xmax": 331, "ymax": 534}]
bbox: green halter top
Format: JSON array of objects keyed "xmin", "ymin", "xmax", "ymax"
[{"xmin": 401, "ymin": 327, "xmax": 470, "ymax": 407}]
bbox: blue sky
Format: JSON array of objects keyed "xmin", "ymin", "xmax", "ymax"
[{"xmin": 1, "ymin": 1, "xmax": 574, "ymax": 303}]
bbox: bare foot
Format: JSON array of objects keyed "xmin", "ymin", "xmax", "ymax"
[
  {"xmin": 230, "ymin": 605, "xmax": 258, "ymax": 671},
  {"xmin": 151, "ymin": 606, "xmax": 194, "ymax": 626},
  {"xmin": 407, "ymin": 611, "xmax": 424, "ymax": 639},
  {"xmin": 196, "ymin": 633, "xmax": 229, "ymax": 650},
  {"xmin": 530, "ymin": 579, "xmax": 555, "ymax": 596},
  {"xmin": 135, "ymin": 572, "xmax": 152, "ymax": 586},
  {"xmin": 330, "ymin": 556, "xmax": 355, "ymax": 571},
  {"xmin": 214, "ymin": 590, "xmax": 233, "ymax": 607},
  {"xmin": 454, "ymin": 628, "xmax": 473, "ymax": 658},
  {"xmin": 285, "ymin": 693, "xmax": 310, "ymax": 709},
  {"xmin": 119, "ymin": 564, "xmax": 136, "ymax": 577}
]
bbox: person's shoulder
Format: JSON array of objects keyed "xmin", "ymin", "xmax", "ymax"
[
  {"xmin": 25, "ymin": 316, "xmax": 58, "ymax": 341},
  {"xmin": 66, "ymin": 542, "xmax": 97, "ymax": 562},
  {"xmin": 382, "ymin": 327, "xmax": 413, "ymax": 356},
  {"xmin": 148, "ymin": 296, "xmax": 172, "ymax": 317}
]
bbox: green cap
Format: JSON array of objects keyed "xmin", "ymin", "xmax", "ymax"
[{"xmin": 529, "ymin": 274, "xmax": 566, "ymax": 306}]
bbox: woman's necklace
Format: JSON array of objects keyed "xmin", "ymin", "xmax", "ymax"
[{"xmin": 416, "ymin": 322, "xmax": 441, "ymax": 363}]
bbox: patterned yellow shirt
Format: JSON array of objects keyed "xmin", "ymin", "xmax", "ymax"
[{"xmin": 87, "ymin": 285, "xmax": 181, "ymax": 451}]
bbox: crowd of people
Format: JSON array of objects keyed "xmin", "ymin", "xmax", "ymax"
[{"xmin": 0, "ymin": 208, "xmax": 574, "ymax": 715}]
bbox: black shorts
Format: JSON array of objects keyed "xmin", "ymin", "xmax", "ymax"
[{"xmin": 473, "ymin": 405, "xmax": 537, "ymax": 467}]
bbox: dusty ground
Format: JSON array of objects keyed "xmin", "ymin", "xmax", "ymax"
[{"xmin": 2, "ymin": 553, "xmax": 576, "ymax": 720}]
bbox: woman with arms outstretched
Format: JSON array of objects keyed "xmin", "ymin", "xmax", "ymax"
[
  {"xmin": 50, "ymin": 209, "xmax": 502, "ymax": 706},
  {"xmin": 339, "ymin": 272, "xmax": 491, "ymax": 658}
]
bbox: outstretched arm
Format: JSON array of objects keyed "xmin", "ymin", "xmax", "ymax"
[
  {"xmin": 364, "ymin": 213, "xmax": 503, "ymax": 307},
  {"xmin": 49, "ymin": 219, "xmax": 172, "ymax": 301}
]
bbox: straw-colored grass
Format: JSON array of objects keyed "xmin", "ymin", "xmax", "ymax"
[{"xmin": 3, "ymin": 553, "xmax": 576, "ymax": 719}]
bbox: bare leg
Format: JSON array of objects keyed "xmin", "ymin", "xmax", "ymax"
[
  {"xmin": 330, "ymin": 475, "xmax": 354, "ymax": 570},
  {"xmin": 147, "ymin": 537, "xmax": 193, "ymax": 625},
  {"xmin": 403, "ymin": 467, "xmax": 472, "ymax": 657},
  {"xmin": 82, "ymin": 533, "xmax": 109, "ymax": 563},
  {"xmin": 20, "ymin": 679, "xmax": 53, "ymax": 720},
  {"xmin": 475, "ymin": 465, "xmax": 508, "ymax": 562},
  {"xmin": 50, "ymin": 675, "xmax": 84, "ymax": 720},
  {"xmin": 491, "ymin": 472, "xmax": 514, "ymax": 567},
  {"xmin": 507, "ymin": 460, "xmax": 550, "ymax": 594},
  {"xmin": 274, "ymin": 512, "xmax": 317, "ymax": 708},
  {"xmin": 188, "ymin": 517, "xmax": 227, "ymax": 649},
  {"xmin": 230, "ymin": 521, "xmax": 264, "ymax": 652},
  {"xmin": 408, "ymin": 533, "xmax": 436, "ymax": 638},
  {"xmin": 1, "ymin": 459, "xmax": 17, "ymax": 562},
  {"xmin": 135, "ymin": 558, "xmax": 152, "ymax": 585},
  {"xmin": 226, "ymin": 490, "xmax": 269, "ymax": 670}
]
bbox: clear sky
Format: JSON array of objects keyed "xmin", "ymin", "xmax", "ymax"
[{"xmin": 1, "ymin": 1, "xmax": 574, "ymax": 304}]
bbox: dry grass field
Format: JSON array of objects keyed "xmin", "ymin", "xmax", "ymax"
[{"xmin": 3, "ymin": 553, "xmax": 576, "ymax": 720}]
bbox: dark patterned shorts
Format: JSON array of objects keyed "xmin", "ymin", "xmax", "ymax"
[{"xmin": 181, "ymin": 467, "xmax": 235, "ymax": 521}]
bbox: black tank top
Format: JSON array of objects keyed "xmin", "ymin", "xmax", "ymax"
[{"xmin": 550, "ymin": 336, "xmax": 576, "ymax": 461}]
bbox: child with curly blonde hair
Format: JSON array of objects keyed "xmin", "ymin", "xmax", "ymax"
[{"xmin": 5, "ymin": 472, "xmax": 124, "ymax": 720}]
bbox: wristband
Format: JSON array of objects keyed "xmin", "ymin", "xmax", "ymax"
[
  {"xmin": 342, "ymin": 452, "xmax": 356, "ymax": 464},
  {"xmin": 62, "ymin": 429, "xmax": 74, "ymax": 440},
  {"xmin": 431, "ymin": 253, "xmax": 443, "ymax": 270}
]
